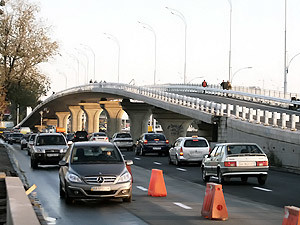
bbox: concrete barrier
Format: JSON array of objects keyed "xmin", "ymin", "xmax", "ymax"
[{"xmin": 5, "ymin": 176, "xmax": 40, "ymax": 225}]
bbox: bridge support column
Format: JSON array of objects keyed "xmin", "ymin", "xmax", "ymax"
[
  {"xmin": 100, "ymin": 101, "xmax": 124, "ymax": 139},
  {"xmin": 55, "ymin": 112, "xmax": 70, "ymax": 132},
  {"xmin": 69, "ymin": 106, "xmax": 84, "ymax": 132},
  {"xmin": 121, "ymin": 99, "xmax": 152, "ymax": 142},
  {"xmin": 79, "ymin": 103, "xmax": 102, "ymax": 134},
  {"xmin": 152, "ymin": 108, "xmax": 193, "ymax": 145}
]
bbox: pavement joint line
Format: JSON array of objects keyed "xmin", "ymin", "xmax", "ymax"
[
  {"xmin": 253, "ymin": 187, "xmax": 272, "ymax": 192},
  {"xmin": 173, "ymin": 202, "xmax": 192, "ymax": 210},
  {"xmin": 134, "ymin": 157, "xmax": 141, "ymax": 160},
  {"xmin": 136, "ymin": 186, "xmax": 148, "ymax": 192},
  {"xmin": 153, "ymin": 161, "xmax": 162, "ymax": 165},
  {"xmin": 176, "ymin": 168, "xmax": 187, "ymax": 172}
]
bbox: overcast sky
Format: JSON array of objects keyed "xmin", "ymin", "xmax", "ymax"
[{"xmin": 36, "ymin": 0, "xmax": 300, "ymax": 95}]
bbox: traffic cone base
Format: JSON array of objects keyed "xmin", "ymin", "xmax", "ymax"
[
  {"xmin": 282, "ymin": 206, "xmax": 300, "ymax": 225},
  {"xmin": 148, "ymin": 169, "xmax": 167, "ymax": 197},
  {"xmin": 201, "ymin": 182, "xmax": 228, "ymax": 220}
]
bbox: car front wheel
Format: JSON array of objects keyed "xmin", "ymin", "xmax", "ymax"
[
  {"xmin": 217, "ymin": 169, "xmax": 224, "ymax": 184},
  {"xmin": 257, "ymin": 175, "xmax": 267, "ymax": 185},
  {"xmin": 30, "ymin": 157, "xmax": 38, "ymax": 169}
]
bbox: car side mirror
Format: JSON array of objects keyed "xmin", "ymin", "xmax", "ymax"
[
  {"xmin": 125, "ymin": 160, "xmax": 133, "ymax": 166},
  {"xmin": 59, "ymin": 160, "xmax": 68, "ymax": 167}
]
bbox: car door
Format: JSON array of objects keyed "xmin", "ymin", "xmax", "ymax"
[
  {"xmin": 210, "ymin": 146, "xmax": 223, "ymax": 176},
  {"xmin": 169, "ymin": 139, "xmax": 180, "ymax": 161},
  {"xmin": 204, "ymin": 146, "xmax": 218, "ymax": 174}
]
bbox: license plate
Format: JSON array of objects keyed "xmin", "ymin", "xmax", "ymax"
[
  {"xmin": 91, "ymin": 186, "xmax": 111, "ymax": 191},
  {"xmin": 238, "ymin": 161, "xmax": 256, "ymax": 167},
  {"xmin": 153, "ymin": 147, "xmax": 161, "ymax": 150},
  {"xmin": 47, "ymin": 154, "xmax": 59, "ymax": 157}
]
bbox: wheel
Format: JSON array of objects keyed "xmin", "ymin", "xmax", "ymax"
[
  {"xmin": 241, "ymin": 176, "xmax": 248, "ymax": 183},
  {"xmin": 65, "ymin": 186, "xmax": 73, "ymax": 204},
  {"xmin": 140, "ymin": 147, "xmax": 145, "ymax": 156},
  {"xmin": 217, "ymin": 169, "xmax": 224, "ymax": 184},
  {"xmin": 59, "ymin": 182, "xmax": 65, "ymax": 198},
  {"xmin": 30, "ymin": 157, "xmax": 38, "ymax": 169},
  {"xmin": 257, "ymin": 175, "xmax": 267, "ymax": 185},
  {"xmin": 202, "ymin": 167, "xmax": 210, "ymax": 182},
  {"xmin": 175, "ymin": 156, "xmax": 181, "ymax": 166}
]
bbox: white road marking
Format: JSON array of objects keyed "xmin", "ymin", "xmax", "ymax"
[
  {"xmin": 253, "ymin": 187, "xmax": 272, "ymax": 192},
  {"xmin": 173, "ymin": 202, "xmax": 192, "ymax": 210},
  {"xmin": 176, "ymin": 168, "xmax": 187, "ymax": 172},
  {"xmin": 153, "ymin": 161, "xmax": 162, "ymax": 165},
  {"xmin": 136, "ymin": 186, "xmax": 148, "ymax": 192},
  {"xmin": 134, "ymin": 157, "xmax": 141, "ymax": 160}
]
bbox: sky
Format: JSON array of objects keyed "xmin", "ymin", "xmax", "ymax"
[{"xmin": 35, "ymin": 0, "xmax": 300, "ymax": 96}]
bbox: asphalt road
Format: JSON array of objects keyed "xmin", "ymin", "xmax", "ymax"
[{"xmin": 5, "ymin": 143, "xmax": 299, "ymax": 225}]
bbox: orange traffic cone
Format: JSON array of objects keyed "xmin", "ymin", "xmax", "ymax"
[
  {"xmin": 148, "ymin": 169, "xmax": 167, "ymax": 197},
  {"xmin": 282, "ymin": 206, "xmax": 300, "ymax": 225},
  {"xmin": 201, "ymin": 182, "xmax": 228, "ymax": 220},
  {"xmin": 126, "ymin": 164, "xmax": 133, "ymax": 182}
]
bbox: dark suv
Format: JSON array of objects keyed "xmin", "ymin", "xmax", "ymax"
[
  {"xmin": 135, "ymin": 133, "xmax": 169, "ymax": 156},
  {"xmin": 73, "ymin": 131, "xmax": 88, "ymax": 142}
]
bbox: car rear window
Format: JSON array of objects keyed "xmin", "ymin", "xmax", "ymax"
[
  {"xmin": 184, "ymin": 139, "xmax": 208, "ymax": 147},
  {"xmin": 226, "ymin": 145, "xmax": 263, "ymax": 154},
  {"xmin": 75, "ymin": 131, "xmax": 88, "ymax": 136},
  {"xmin": 145, "ymin": 134, "xmax": 166, "ymax": 141},
  {"xmin": 36, "ymin": 135, "xmax": 66, "ymax": 146},
  {"xmin": 94, "ymin": 133, "xmax": 106, "ymax": 137},
  {"xmin": 116, "ymin": 133, "xmax": 131, "ymax": 138},
  {"xmin": 71, "ymin": 145, "xmax": 122, "ymax": 163},
  {"xmin": 12, "ymin": 133, "xmax": 23, "ymax": 137}
]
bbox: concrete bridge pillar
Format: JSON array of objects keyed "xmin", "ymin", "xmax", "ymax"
[
  {"xmin": 152, "ymin": 108, "xmax": 193, "ymax": 145},
  {"xmin": 121, "ymin": 99, "xmax": 152, "ymax": 142},
  {"xmin": 55, "ymin": 112, "xmax": 70, "ymax": 132},
  {"xmin": 100, "ymin": 101, "xmax": 124, "ymax": 139},
  {"xmin": 79, "ymin": 103, "xmax": 102, "ymax": 134},
  {"xmin": 69, "ymin": 106, "xmax": 84, "ymax": 132}
]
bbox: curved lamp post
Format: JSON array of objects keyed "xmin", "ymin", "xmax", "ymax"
[
  {"xmin": 80, "ymin": 44, "xmax": 96, "ymax": 81},
  {"xmin": 231, "ymin": 67, "xmax": 252, "ymax": 83},
  {"xmin": 227, "ymin": 0, "xmax": 233, "ymax": 82},
  {"xmin": 104, "ymin": 33, "xmax": 120, "ymax": 83},
  {"xmin": 187, "ymin": 76, "xmax": 204, "ymax": 84},
  {"xmin": 166, "ymin": 6, "xmax": 187, "ymax": 84},
  {"xmin": 138, "ymin": 21, "xmax": 157, "ymax": 85},
  {"xmin": 75, "ymin": 48, "xmax": 89, "ymax": 83}
]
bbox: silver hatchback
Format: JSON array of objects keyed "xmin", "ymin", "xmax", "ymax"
[{"xmin": 201, "ymin": 143, "xmax": 269, "ymax": 185}]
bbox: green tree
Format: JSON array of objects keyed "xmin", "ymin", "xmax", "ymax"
[{"xmin": 0, "ymin": 0, "xmax": 58, "ymax": 124}]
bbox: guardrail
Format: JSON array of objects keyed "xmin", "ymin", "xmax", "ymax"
[{"xmin": 17, "ymin": 82, "xmax": 300, "ymax": 132}]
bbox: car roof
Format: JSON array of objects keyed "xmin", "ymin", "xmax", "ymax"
[
  {"xmin": 37, "ymin": 133, "xmax": 63, "ymax": 136},
  {"xmin": 215, "ymin": 143, "xmax": 259, "ymax": 146},
  {"xmin": 73, "ymin": 141, "xmax": 114, "ymax": 147}
]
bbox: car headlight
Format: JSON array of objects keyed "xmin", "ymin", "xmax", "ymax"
[
  {"xmin": 60, "ymin": 147, "xmax": 68, "ymax": 153},
  {"xmin": 34, "ymin": 148, "xmax": 43, "ymax": 153},
  {"xmin": 66, "ymin": 172, "xmax": 83, "ymax": 183},
  {"xmin": 117, "ymin": 171, "xmax": 131, "ymax": 183}
]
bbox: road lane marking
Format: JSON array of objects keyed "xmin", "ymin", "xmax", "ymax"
[
  {"xmin": 134, "ymin": 157, "xmax": 141, "ymax": 160},
  {"xmin": 136, "ymin": 186, "xmax": 148, "ymax": 192},
  {"xmin": 173, "ymin": 202, "xmax": 192, "ymax": 210},
  {"xmin": 253, "ymin": 187, "xmax": 272, "ymax": 192},
  {"xmin": 153, "ymin": 161, "xmax": 162, "ymax": 165},
  {"xmin": 176, "ymin": 168, "xmax": 187, "ymax": 172}
]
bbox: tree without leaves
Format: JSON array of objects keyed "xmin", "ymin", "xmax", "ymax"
[{"xmin": 0, "ymin": 0, "xmax": 58, "ymax": 124}]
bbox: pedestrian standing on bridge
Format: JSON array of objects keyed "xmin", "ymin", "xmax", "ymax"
[
  {"xmin": 202, "ymin": 80, "xmax": 207, "ymax": 94},
  {"xmin": 220, "ymin": 80, "xmax": 226, "ymax": 90}
]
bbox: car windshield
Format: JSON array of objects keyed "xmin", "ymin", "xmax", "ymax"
[
  {"xmin": 36, "ymin": 135, "xmax": 66, "ymax": 146},
  {"xmin": 145, "ymin": 134, "xmax": 166, "ymax": 141},
  {"xmin": 71, "ymin": 145, "xmax": 122, "ymax": 163},
  {"xmin": 116, "ymin": 133, "xmax": 131, "ymax": 138},
  {"xmin": 226, "ymin": 144, "xmax": 263, "ymax": 155},
  {"xmin": 184, "ymin": 139, "xmax": 208, "ymax": 147}
]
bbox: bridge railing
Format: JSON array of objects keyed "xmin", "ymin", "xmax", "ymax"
[{"xmin": 17, "ymin": 82, "xmax": 300, "ymax": 132}]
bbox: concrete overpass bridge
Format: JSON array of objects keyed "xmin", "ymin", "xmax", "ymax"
[{"xmin": 18, "ymin": 82, "xmax": 300, "ymax": 171}]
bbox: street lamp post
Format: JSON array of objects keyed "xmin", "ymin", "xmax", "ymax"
[
  {"xmin": 227, "ymin": 0, "xmax": 233, "ymax": 82},
  {"xmin": 231, "ymin": 67, "xmax": 252, "ymax": 83},
  {"xmin": 75, "ymin": 48, "xmax": 89, "ymax": 83},
  {"xmin": 138, "ymin": 21, "xmax": 157, "ymax": 85},
  {"xmin": 166, "ymin": 7, "xmax": 187, "ymax": 84},
  {"xmin": 57, "ymin": 70, "xmax": 68, "ymax": 89},
  {"xmin": 104, "ymin": 33, "xmax": 120, "ymax": 83},
  {"xmin": 81, "ymin": 44, "xmax": 96, "ymax": 81}
]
